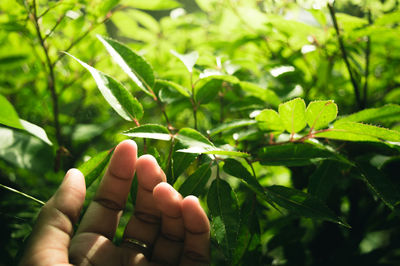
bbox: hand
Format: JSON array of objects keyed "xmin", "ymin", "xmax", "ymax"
[{"xmin": 20, "ymin": 140, "xmax": 210, "ymax": 266}]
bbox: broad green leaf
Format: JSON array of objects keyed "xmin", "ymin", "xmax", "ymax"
[
  {"xmin": 67, "ymin": 53, "xmax": 143, "ymax": 121},
  {"xmin": 179, "ymin": 163, "xmax": 212, "ymax": 197},
  {"xmin": 336, "ymin": 104, "xmax": 400, "ymax": 125},
  {"xmin": 259, "ymin": 143, "xmax": 342, "ymax": 166},
  {"xmin": 155, "ymin": 79, "xmax": 190, "ymax": 97},
  {"xmin": 357, "ymin": 162, "xmax": 400, "ymax": 212},
  {"xmin": 209, "ymin": 119, "xmax": 256, "ymax": 136},
  {"xmin": 203, "ymin": 150, "xmax": 249, "ymax": 158},
  {"xmin": 175, "ymin": 128, "xmax": 214, "ymax": 150},
  {"xmin": 239, "ymin": 81, "xmax": 281, "ymax": 107},
  {"xmin": 255, "ymin": 109, "xmax": 285, "ymax": 133},
  {"xmin": 208, "ymin": 178, "xmax": 240, "ymax": 260},
  {"xmin": 123, "ymin": 124, "xmax": 171, "ymax": 141},
  {"xmin": 278, "ymin": 98, "xmax": 307, "ymax": 134},
  {"xmin": 79, "ymin": 149, "xmax": 113, "ymax": 188},
  {"xmin": 267, "ymin": 185, "xmax": 350, "ymax": 227},
  {"xmin": 167, "ymin": 142, "xmax": 198, "ymax": 183},
  {"xmin": 195, "ymin": 79, "xmax": 223, "ymax": 105},
  {"xmin": 170, "ymin": 50, "xmax": 199, "ymax": 73},
  {"xmin": 20, "ymin": 119, "xmax": 52, "ymax": 146},
  {"xmin": 306, "ymin": 100, "xmax": 338, "ymax": 130},
  {"xmin": 0, "ymin": 94, "xmax": 23, "ymax": 129},
  {"xmin": 97, "ymin": 35, "xmax": 155, "ymax": 97},
  {"xmin": 308, "ymin": 160, "xmax": 345, "ymax": 201},
  {"xmin": 315, "ymin": 122, "xmax": 400, "ymax": 142},
  {"xmin": 121, "ymin": 0, "xmax": 181, "ymax": 10}
]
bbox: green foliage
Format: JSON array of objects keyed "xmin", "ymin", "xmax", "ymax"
[{"xmin": 1, "ymin": 0, "xmax": 400, "ymax": 265}]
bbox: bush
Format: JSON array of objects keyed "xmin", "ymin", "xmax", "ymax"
[{"xmin": 1, "ymin": 0, "xmax": 400, "ymax": 265}]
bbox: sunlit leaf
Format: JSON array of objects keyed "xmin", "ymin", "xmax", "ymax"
[
  {"xmin": 336, "ymin": 104, "xmax": 400, "ymax": 125},
  {"xmin": 255, "ymin": 109, "xmax": 285, "ymax": 133},
  {"xmin": 267, "ymin": 185, "xmax": 350, "ymax": 227},
  {"xmin": 0, "ymin": 94, "xmax": 23, "ymax": 129},
  {"xmin": 170, "ymin": 50, "xmax": 199, "ymax": 73},
  {"xmin": 209, "ymin": 119, "xmax": 256, "ymax": 136},
  {"xmin": 67, "ymin": 53, "xmax": 143, "ymax": 121},
  {"xmin": 20, "ymin": 119, "xmax": 52, "ymax": 146},
  {"xmin": 306, "ymin": 100, "xmax": 338, "ymax": 130},
  {"xmin": 239, "ymin": 81, "xmax": 281, "ymax": 107},
  {"xmin": 278, "ymin": 98, "xmax": 307, "ymax": 134},
  {"xmin": 123, "ymin": 124, "xmax": 171, "ymax": 141},
  {"xmin": 121, "ymin": 0, "xmax": 181, "ymax": 10},
  {"xmin": 97, "ymin": 35, "xmax": 155, "ymax": 97},
  {"xmin": 155, "ymin": 79, "xmax": 190, "ymax": 97},
  {"xmin": 208, "ymin": 178, "xmax": 240, "ymax": 260}
]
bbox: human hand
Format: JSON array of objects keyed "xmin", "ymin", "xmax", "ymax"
[{"xmin": 19, "ymin": 140, "xmax": 210, "ymax": 266}]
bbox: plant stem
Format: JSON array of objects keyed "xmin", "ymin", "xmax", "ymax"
[
  {"xmin": 363, "ymin": 10, "xmax": 372, "ymax": 109},
  {"xmin": 0, "ymin": 184, "xmax": 45, "ymax": 205},
  {"xmin": 30, "ymin": 0, "xmax": 63, "ymax": 170},
  {"xmin": 328, "ymin": 3, "xmax": 362, "ymax": 110},
  {"xmin": 190, "ymin": 71, "xmax": 198, "ymax": 130}
]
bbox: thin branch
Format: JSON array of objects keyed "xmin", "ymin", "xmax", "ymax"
[
  {"xmin": 0, "ymin": 184, "xmax": 45, "ymax": 205},
  {"xmin": 328, "ymin": 3, "xmax": 362, "ymax": 110},
  {"xmin": 43, "ymin": 13, "xmax": 66, "ymax": 41},
  {"xmin": 362, "ymin": 10, "xmax": 372, "ymax": 108},
  {"xmin": 37, "ymin": 1, "xmax": 63, "ymax": 19}
]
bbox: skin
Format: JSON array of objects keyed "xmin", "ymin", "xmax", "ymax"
[{"xmin": 19, "ymin": 140, "xmax": 210, "ymax": 266}]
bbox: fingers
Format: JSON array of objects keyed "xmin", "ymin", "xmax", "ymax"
[
  {"xmin": 122, "ymin": 155, "xmax": 166, "ymax": 247},
  {"xmin": 151, "ymin": 182, "xmax": 184, "ymax": 265},
  {"xmin": 181, "ymin": 196, "xmax": 210, "ymax": 265},
  {"xmin": 20, "ymin": 169, "xmax": 86, "ymax": 265},
  {"xmin": 76, "ymin": 140, "xmax": 137, "ymax": 239}
]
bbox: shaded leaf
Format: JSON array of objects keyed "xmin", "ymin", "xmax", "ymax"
[
  {"xmin": 278, "ymin": 98, "xmax": 307, "ymax": 134},
  {"xmin": 208, "ymin": 178, "xmax": 240, "ymax": 260},
  {"xmin": 97, "ymin": 35, "xmax": 155, "ymax": 97},
  {"xmin": 179, "ymin": 163, "xmax": 212, "ymax": 197},
  {"xmin": 123, "ymin": 124, "xmax": 171, "ymax": 141},
  {"xmin": 67, "ymin": 53, "xmax": 143, "ymax": 121},
  {"xmin": 209, "ymin": 119, "xmax": 256, "ymax": 136},
  {"xmin": 155, "ymin": 79, "xmax": 190, "ymax": 97},
  {"xmin": 306, "ymin": 100, "xmax": 338, "ymax": 130},
  {"xmin": 267, "ymin": 185, "xmax": 350, "ymax": 227},
  {"xmin": 239, "ymin": 81, "xmax": 281, "ymax": 107},
  {"xmin": 0, "ymin": 94, "xmax": 23, "ymax": 129},
  {"xmin": 195, "ymin": 78, "xmax": 223, "ymax": 105},
  {"xmin": 79, "ymin": 149, "xmax": 113, "ymax": 188},
  {"xmin": 170, "ymin": 50, "xmax": 198, "ymax": 72},
  {"xmin": 336, "ymin": 104, "xmax": 400, "ymax": 125}
]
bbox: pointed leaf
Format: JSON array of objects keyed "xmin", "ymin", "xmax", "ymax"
[
  {"xmin": 20, "ymin": 119, "xmax": 52, "ymax": 146},
  {"xmin": 278, "ymin": 98, "xmax": 307, "ymax": 134},
  {"xmin": 175, "ymin": 128, "xmax": 214, "ymax": 150},
  {"xmin": 79, "ymin": 149, "xmax": 113, "ymax": 188},
  {"xmin": 179, "ymin": 163, "xmax": 212, "ymax": 197},
  {"xmin": 67, "ymin": 53, "xmax": 143, "ymax": 121},
  {"xmin": 208, "ymin": 178, "xmax": 240, "ymax": 260},
  {"xmin": 306, "ymin": 100, "xmax": 338, "ymax": 130},
  {"xmin": 259, "ymin": 143, "xmax": 343, "ymax": 166},
  {"xmin": 357, "ymin": 162, "xmax": 400, "ymax": 212},
  {"xmin": 336, "ymin": 104, "xmax": 400, "ymax": 124},
  {"xmin": 267, "ymin": 185, "xmax": 350, "ymax": 227},
  {"xmin": 123, "ymin": 124, "xmax": 171, "ymax": 141},
  {"xmin": 170, "ymin": 50, "xmax": 198, "ymax": 73},
  {"xmin": 97, "ymin": 35, "xmax": 155, "ymax": 97},
  {"xmin": 155, "ymin": 79, "xmax": 190, "ymax": 97},
  {"xmin": 209, "ymin": 119, "xmax": 256, "ymax": 136},
  {"xmin": 315, "ymin": 122, "xmax": 400, "ymax": 142},
  {"xmin": 203, "ymin": 150, "xmax": 249, "ymax": 158},
  {"xmin": 239, "ymin": 81, "xmax": 281, "ymax": 107},
  {"xmin": 0, "ymin": 94, "xmax": 23, "ymax": 129},
  {"xmin": 194, "ymin": 78, "xmax": 223, "ymax": 105},
  {"xmin": 255, "ymin": 109, "xmax": 285, "ymax": 133}
]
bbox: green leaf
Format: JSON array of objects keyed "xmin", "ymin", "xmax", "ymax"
[
  {"xmin": 208, "ymin": 178, "xmax": 240, "ymax": 260},
  {"xmin": 79, "ymin": 149, "xmax": 113, "ymax": 188},
  {"xmin": 0, "ymin": 94, "xmax": 23, "ymax": 129},
  {"xmin": 175, "ymin": 128, "xmax": 214, "ymax": 150},
  {"xmin": 308, "ymin": 160, "xmax": 345, "ymax": 201},
  {"xmin": 209, "ymin": 119, "xmax": 257, "ymax": 136},
  {"xmin": 259, "ymin": 143, "xmax": 341, "ymax": 166},
  {"xmin": 267, "ymin": 185, "xmax": 350, "ymax": 227},
  {"xmin": 278, "ymin": 98, "xmax": 307, "ymax": 134},
  {"xmin": 20, "ymin": 119, "xmax": 52, "ymax": 146},
  {"xmin": 203, "ymin": 150, "xmax": 249, "ymax": 158},
  {"xmin": 239, "ymin": 81, "xmax": 281, "ymax": 107},
  {"xmin": 155, "ymin": 79, "xmax": 190, "ymax": 97},
  {"xmin": 123, "ymin": 124, "xmax": 171, "ymax": 141},
  {"xmin": 195, "ymin": 78, "xmax": 223, "ymax": 105},
  {"xmin": 170, "ymin": 50, "xmax": 199, "ymax": 73},
  {"xmin": 97, "ymin": 35, "xmax": 155, "ymax": 97},
  {"xmin": 357, "ymin": 162, "xmax": 400, "ymax": 212},
  {"xmin": 67, "ymin": 53, "xmax": 143, "ymax": 121},
  {"xmin": 179, "ymin": 163, "xmax": 212, "ymax": 197},
  {"xmin": 255, "ymin": 109, "xmax": 285, "ymax": 133},
  {"xmin": 315, "ymin": 122, "xmax": 400, "ymax": 142},
  {"xmin": 306, "ymin": 100, "xmax": 338, "ymax": 130},
  {"xmin": 121, "ymin": 0, "xmax": 181, "ymax": 10},
  {"xmin": 336, "ymin": 104, "xmax": 400, "ymax": 125}
]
